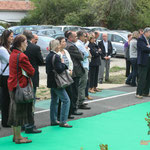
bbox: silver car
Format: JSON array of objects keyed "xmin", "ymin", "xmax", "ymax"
[
  {"xmin": 36, "ymin": 36, "xmax": 54, "ymax": 62},
  {"xmin": 97, "ymin": 31, "xmax": 129, "ymax": 56}
]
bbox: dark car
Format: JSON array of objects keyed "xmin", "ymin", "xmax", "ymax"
[{"xmin": 36, "ymin": 36, "xmax": 54, "ymax": 62}]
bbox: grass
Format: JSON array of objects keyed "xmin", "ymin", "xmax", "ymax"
[
  {"xmin": 104, "ymin": 74, "xmax": 126, "ymax": 84},
  {"xmin": 110, "ymin": 66, "xmax": 125, "ymax": 72}
]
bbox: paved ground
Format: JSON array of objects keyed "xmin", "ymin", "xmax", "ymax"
[{"xmin": 1, "ymin": 84, "xmax": 150, "ymax": 138}]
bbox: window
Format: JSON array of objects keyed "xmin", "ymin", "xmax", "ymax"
[{"xmin": 112, "ymin": 34, "xmax": 124, "ymax": 43}]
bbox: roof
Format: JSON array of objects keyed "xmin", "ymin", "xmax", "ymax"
[{"xmin": 0, "ymin": 1, "xmax": 34, "ymax": 11}]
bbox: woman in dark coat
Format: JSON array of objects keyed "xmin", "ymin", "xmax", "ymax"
[
  {"xmin": 88, "ymin": 34, "xmax": 101, "ymax": 93},
  {"xmin": 8, "ymin": 35, "xmax": 35, "ymax": 144}
]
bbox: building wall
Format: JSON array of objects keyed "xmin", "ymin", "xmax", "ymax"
[{"xmin": 0, "ymin": 11, "xmax": 27, "ymax": 23}]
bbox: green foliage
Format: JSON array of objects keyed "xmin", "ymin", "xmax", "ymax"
[{"xmin": 21, "ymin": 0, "xmax": 150, "ymax": 31}]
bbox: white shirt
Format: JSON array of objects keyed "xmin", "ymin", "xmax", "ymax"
[
  {"xmin": 0, "ymin": 46, "xmax": 10, "ymax": 75},
  {"xmin": 103, "ymin": 40, "xmax": 108, "ymax": 53}
]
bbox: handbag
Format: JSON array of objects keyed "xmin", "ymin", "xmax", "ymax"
[
  {"xmin": 0, "ymin": 63, "xmax": 9, "ymax": 87},
  {"xmin": 52, "ymin": 54, "xmax": 74, "ymax": 88},
  {"xmin": 15, "ymin": 53, "xmax": 34, "ymax": 103}
]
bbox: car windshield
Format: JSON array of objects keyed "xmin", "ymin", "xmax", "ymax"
[
  {"xmin": 52, "ymin": 27, "xmax": 62, "ymax": 30},
  {"xmin": 119, "ymin": 33, "xmax": 128, "ymax": 40}
]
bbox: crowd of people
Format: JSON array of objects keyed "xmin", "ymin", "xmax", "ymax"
[
  {"xmin": 124, "ymin": 28, "xmax": 150, "ymax": 99},
  {"xmin": 1, "ymin": 27, "xmax": 150, "ymax": 144}
]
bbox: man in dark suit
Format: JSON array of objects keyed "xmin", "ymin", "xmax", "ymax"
[
  {"xmin": 136, "ymin": 27, "xmax": 150, "ymax": 99},
  {"xmin": 66, "ymin": 31, "xmax": 85, "ymax": 115},
  {"xmin": 23, "ymin": 30, "xmax": 44, "ymax": 133},
  {"xmin": 98, "ymin": 33, "xmax": 113, "ymax": 83}
]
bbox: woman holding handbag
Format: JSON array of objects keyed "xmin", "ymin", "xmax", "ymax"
[
  {"xmin": 7, "ymin": 35, "xmax": 35, "ymax": 144},
  {"xmin": 0, "ymin": 30, "xmax": 13, "ymax": 127},
  {"xmin": 46, "ymin": 40, "xmax": 72, "ymax": 128}
]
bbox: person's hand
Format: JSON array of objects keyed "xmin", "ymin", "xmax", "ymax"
[
  {"xmin": 61, "ymin": 58, "xmax": 64, "ymax": 63},
  {"xmin": 98, "ymin": 48, "xmax": 101, "ymax": 52},
  {"xmin": 104, "ymin": 56, "xmax": 108, "ymax": 60},
  {"xmin": 69, "ymin": 70, "xmax": 72, "ymax": 76}
]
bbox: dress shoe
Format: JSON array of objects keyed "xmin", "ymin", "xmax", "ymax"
[
  {"xmin": 94, "ymin": 88, "xmax": 102, "ymax": 92},
  {"xmin": 72, "ymin": 111, "xmax": 83, "ymax": 115},
  {"xmin": 51, "ymin": 121, "xmax": 60, "ymax": 126},
  {"xmin": 78, "ymin": 104, "xmax": 91, "ymax": 110},
  {"xmin": 86, "ymin": 96, "xmax": 93, "ymax": 100},
  {"xmin": 25, "ymin": 128, "xmax": 42, "ymax": 134},
  {"xmin": 135, "ymin": 95, "xmax": 143, "ymax": 99},
  {"xmin": 68, "ymin": 116, "xmax": 75, "ymax": 119},
  {"xmin": 59, "ymin": 123, "xmax": 72, "ymax": 128},
  {"xmin": 142, "ymin": 94, "xmax": 150, "ymax": 97},
  {"xmin": 2, "ymin": 124, "xmax": 11, "ymax": 128}
]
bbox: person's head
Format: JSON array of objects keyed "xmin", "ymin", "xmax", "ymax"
[
  {"xmin": 64, "ymin": 30, "xmax": 70, "ymax": 38},
  {"xmin": 12, "ymin": 35, "xmax": 27, "ymax": 52},
  {"xmin": 89, "ymin": 34, "xmax": 95, "ymax": 43},
  {"xmin": 56, "ymin": 37, "xmax": 66, "ymax": 50},
  {"xmin": 23, "ymin": 30, "xmax": 33, "ymax": 41},
  {"xmin": 94, "ymin": 31, "xmax": 100, "ymax": 40},
  {"xmin": 67, "ymin": 31, "xmax": 77, "ymax": 43},
  {"xmin": 77, "ymin": 30, "xmax": 86, "ymax": 43},
  {"xmin": 0, "ymin": 29, "xmax": 13, "ymax": 50},
  {"xmin": 31, "ymin": 34, "xmax": 38, "ymax": 44},
  {"xmin": 49, "ymin": 40, "xmax": 60, "ymax": 53},
  {"xmin": 143, "ymin": 27, "xmax": 150, "ymax": 38},
  {"xmin": 102, "ymin": 33, "xmax": 108, "ymax": 42},
  {"xmin": 138, "ymin": 29, "xmax": 144, "ymax": 35},
  {"xmin": 85, "ymin": 32, "xmax": 89, "ymax": 43},
  {"xmin": 128, "ymin": 34, "xmax": 132, "ymax": 41},
  {"xmin": 132, "ymin": 31, "xmax": 139, "ymax": 39}
]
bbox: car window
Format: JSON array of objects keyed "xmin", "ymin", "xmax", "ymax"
[
  {"xmin": 15, "ymin": 28, "xmax": 23, "ymax": 34},
  {"xmin": 46, "ymin": 30, "xmax": 55, "ymax": 35},
  {"xmin": 112, "ymin": 34, "xmax": 124, "ymax": 43}
]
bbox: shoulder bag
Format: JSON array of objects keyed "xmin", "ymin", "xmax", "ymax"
[
  {"xmin": 15, "ymin": 53, "xmax": 34, "ymax": 103},
  {"xmin": 52, "ymin": 54, "xmax": 73, "ymax": 88}
]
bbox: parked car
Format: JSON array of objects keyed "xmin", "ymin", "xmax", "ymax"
[
  {"xmin": 52, "ymin": 25, "xmax": 81, "ymax": 32},
  {"xmin": 86, "ymin": 26, "xmax": 109, "ymax": 32},
  {"xmin": 36, "ymin": 36, "xmax": 54, "ymax": 62},
  {"xmin": 97, "ymin": 31, "xmax": 128, "ymax": 56},
  {"xmin": 51, "ymin": 34, "xmax": 65, "ymax": 39},
  {"xmin": 0, "ymin": 26, "xmax": 5, "ymax": 30},
  {"xmin": 36, "ymin": 29, "xmax": 64, "ymax": 37},
  {"xmin": 8, "ymin": 25, "xmax": 36, "ymax": 37},
  {"xmin": 0, "ymin": 29, "xmax": 4, "ymax": 36},
  {"xmin": 29, "ymin": 25, "xmax": 53, "ymax": 31}
]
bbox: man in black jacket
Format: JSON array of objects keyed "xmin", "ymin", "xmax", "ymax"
[
  {"xmin": 66, "ymin": 31, "xmax": 84, "ymax": 115},
  {"xmin": 23, "ymin": 30, "xmax": 44, "ymax": 133},
  {"xmin": 98, "ymin": 33, "xmax": 113, "ymax": 83}
]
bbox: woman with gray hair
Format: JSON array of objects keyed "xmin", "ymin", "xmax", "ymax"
[
  {"xmin": 46, "ymin": 40, "xmax": 72, "ymax": 128},
  {"xmin": 125, "ymin": 31, "xmax": 139, "ymax": 86}
]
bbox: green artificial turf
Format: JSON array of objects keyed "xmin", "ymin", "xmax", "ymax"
[{"xmin": 1, "ymin": 102, "xmax": 150, "ymax": 150}]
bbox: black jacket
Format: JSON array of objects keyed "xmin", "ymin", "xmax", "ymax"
[
  {"xmin": 98, "ymin": 40, "xmax": 113, "ymax": 59},
  {"xmin": 137, "ymin": 35, "xmax": 150, "ymax": 66},
  {"xmin": 46, "ymin": 51, "xmax": 68, "ymax": 88},
  {"xmin": 66, "ymin": 41, "xmax": 85, "ymax": 78},
  {"xmin": 88, "ymin": 42, "xmax": 101, "ymax": 67},
  {"xmin": 24, "ymin": 41, "xmax": 44, "ymax": 88}
]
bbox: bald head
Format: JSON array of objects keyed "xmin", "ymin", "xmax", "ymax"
[
  {"xmin": 31, "ymin": 34, "xmax": 38, "ymax": 44},
  {"xmin": 102, "ymin": 33, "xmax": 108, "ymax": 41}
]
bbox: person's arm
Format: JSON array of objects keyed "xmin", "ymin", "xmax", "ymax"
[
  {"xmin": 65, "ymin": 50, "xmax": 73, "ymax": 71},
  {"xmin": 89, "ymin": 44, "xmax": 100, "ymax": 58},
  {"xmin": 108, "ymin": 42, "xmax": 113, "ymax": 58},
  {"xmin": 0, "ymin": 48, "xmax": 9, "ymax": 63},
  {"xmin": 36, "ymin": 46, "xmax": 44, "ymax": 65},
  {"xmin": 19, "ymin": 53, "xmax": 35, "ymax": 77},
  {"xmin": 76, "ymin": 44, "xmax": 89, "ymax": 59},
  {"xmin": 54, "ymin": 55, "xmax": 68, "ymax": 74},
  {"xmin": 67, "ymin": 45, "xmax": 84, "ymax": 61}
]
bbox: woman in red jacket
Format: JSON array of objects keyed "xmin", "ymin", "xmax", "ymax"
[{"xmin": 7, "ymin": 35, "xmax": 35, "ymax": 144}]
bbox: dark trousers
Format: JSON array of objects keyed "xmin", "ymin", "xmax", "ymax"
[
  {"xmin": 89, "ymin": 66, "xmax": 99, "ymax": 88},
  {"xmin": 125, "ymin": 58, "xmax": 131, "ymax": 77},
  {"xmin": 71, "ymin": 77, "xmax": 80, "ymax": 112},
  {"xmin": 126, "ymin": 58, "xmax": 138, "ymax": 86},
  {"xmin": 58, "ymin": 84, "xmax": 73, "ymax": 118},
  {"xmin": 1, "ymin": 76, "xmax": 10, "ymax": 126},
  {"xmin": 85, "ymin": 80, "xmax": 89, "ymax": 97},
  {"xmin": 136, "ymin": 58, "xmax": 150, "ymax": 95},
  {"xmin": 24, "ymin": 86, "xmax": 36, "ymax": 131}
]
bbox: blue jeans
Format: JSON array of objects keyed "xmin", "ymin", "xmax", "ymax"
[
  {"xmin": 50, "ymin": 88, "xmax": 70, "ymax": 124},
  {"xmin": 126, "ymin": 58, "xmax": 138, "ymax": 86}
]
